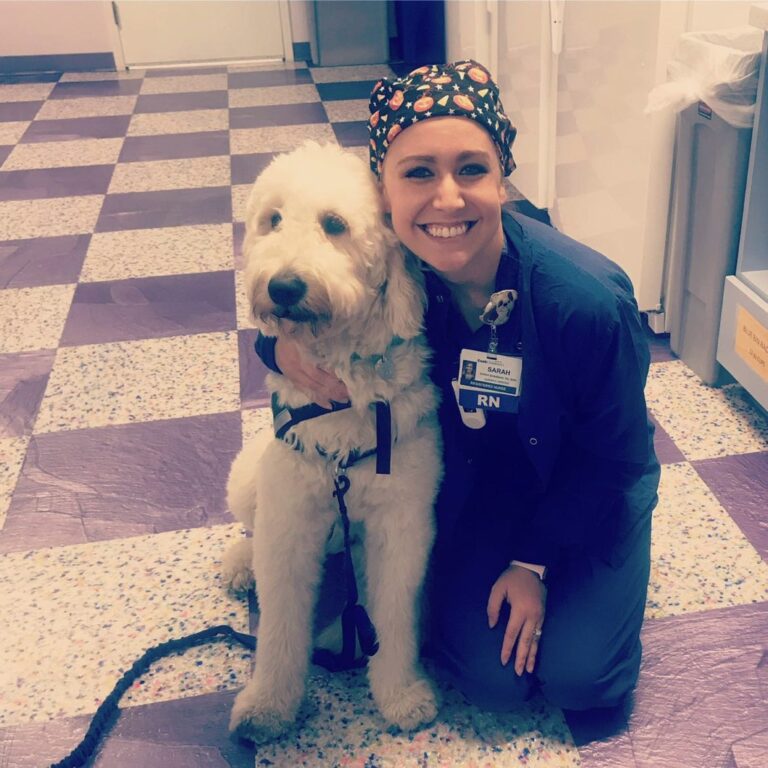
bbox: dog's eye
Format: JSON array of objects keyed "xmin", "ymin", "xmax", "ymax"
[
  {"xmin": 270, "ymin": 212, "xmax": 282, "ymax": 229},
  {"xmin": 321, "ymin": 213, "xmax": 347, "ymax": 236}
]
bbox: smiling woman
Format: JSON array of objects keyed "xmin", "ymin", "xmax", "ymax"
[{"xmin": 257, "ymin": 59, "xmax": 661, "ymax": 722}]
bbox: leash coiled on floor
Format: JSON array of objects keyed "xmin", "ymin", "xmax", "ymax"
[
  {"xmin": 52, "ymin": 462, "xmax": 384, "ymax": 764},
  {"xmin": 50, "ymin": 625, "xmax": 256, "ymax": 768}
]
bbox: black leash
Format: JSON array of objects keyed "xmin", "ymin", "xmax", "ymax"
[
  {"xmin": 51, "ymin": 625, "xmax": 256, "ymax": 768},
  {"xmin": 54, "ymin": 397, "xmax": 394, "ymax": 764},
  {"xmin": 272, "ymin": 393, "xmax": 391, "ymax": 672},
  {"xmin": 311, "ymin": 472, "xmax": 379, "ymax": 671}
]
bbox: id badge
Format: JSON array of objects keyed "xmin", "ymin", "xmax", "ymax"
[{"xmin": 458, "ymin": 348, "xmax": 522, "ymax": 413}]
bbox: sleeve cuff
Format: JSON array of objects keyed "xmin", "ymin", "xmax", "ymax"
[
  {"xmin": 254, "ymin": 332, "xmax": 282, "ymax": 374},
  {"xmin": 509, "ymin": 560, "xmax": 548, "ymax": 581}
]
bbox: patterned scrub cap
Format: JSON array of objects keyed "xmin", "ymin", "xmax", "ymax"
[{"xmin": 368, "ymin": 60, "xmax": 517, "ymax": 178}]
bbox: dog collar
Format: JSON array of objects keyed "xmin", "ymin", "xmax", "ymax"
[{"xmin": 271, "ymin": 394, "xmax": 392, "ymax": 475}]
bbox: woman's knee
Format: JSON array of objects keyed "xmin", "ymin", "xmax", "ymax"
[
  {"xmin": 430, "ymin": 613, "xmax": 535, "ymax": 712},
  {"xmin": 435, "ymin": 642, "xmax": 535, "ymax": 711},
  {"xmin": 536, "ymin": 637, "xmax": 642, "ymax": 710}
]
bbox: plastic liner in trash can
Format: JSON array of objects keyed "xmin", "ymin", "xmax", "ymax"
[
  {"xmin": 646, "ymin": 26, "xmax": 763, "ymax": 127},
  {"xmin": 645, "ymin": 27, "xmax": 762, "ymax": 386}
]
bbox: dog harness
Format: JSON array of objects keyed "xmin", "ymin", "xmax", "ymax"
[
  {"xmin": 272, "ymin": 393, "xmax": 393, "ymax": 670},
  {"xmin": 271, "ymin": 393, "xmax": 392, "ymax": 475}
]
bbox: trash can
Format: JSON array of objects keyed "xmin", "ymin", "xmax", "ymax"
[
  {"xmin": 646, "ymin": 27, "xmax": 763, "ymax": 385},
  {"xmin": 314, "ymin": 1, "xmax": 389, "ymax": 67}
]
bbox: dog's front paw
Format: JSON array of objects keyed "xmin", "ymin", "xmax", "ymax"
[
  {"xmin": 229, "ymin": 686, "xmax": 295, "ymax": 744},
  {"xmin": 221, "ymin": 538, "xmax": 255, "ymax": 593},
  {"xmin": 377, "ymin": 678, "xmax": 438, "ymax": 731}
]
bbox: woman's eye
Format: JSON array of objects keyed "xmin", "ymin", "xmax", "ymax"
[
  {"xmin": 269, "ymin": 212, "xmax": 282, "ymax": 229},
  {"xmin": 404, "ymin": 166, "xmax": 433, "ymax": 179},
  {"xmin": 460, "ymin": 163, "xmax": 488, "ymax": 176},
  {"xmin": 321, "ymin": 213, "xmax": 347, "ymax": 235}
]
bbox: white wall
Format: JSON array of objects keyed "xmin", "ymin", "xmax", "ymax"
[
  {"xmin": 0, "ymin": 0, "xmax": 306, "ymax": 66},
  {"xmin": 0, "ymin": 0, "xmax": 115, "ymax": 56},
  {"xmin": 688, "ymin": 0, "xmax": 754, "ymax": 30}
]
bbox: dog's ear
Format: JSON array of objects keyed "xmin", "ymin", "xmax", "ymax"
[{"xmin": 382, "ymin": 242, "xmax": 425, "ymax": 340}]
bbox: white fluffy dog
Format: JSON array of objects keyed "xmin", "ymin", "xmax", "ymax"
[{"xmin": 223, "ymin": 142, "xmax": 442, "ymax": 743}]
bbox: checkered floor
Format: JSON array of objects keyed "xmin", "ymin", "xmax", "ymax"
[{"xmin": 1, "ymin": 61, "xmax": 767, "ymax": 768}]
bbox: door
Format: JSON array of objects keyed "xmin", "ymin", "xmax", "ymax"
[
  {"xmin": 115, "ymin": 0, "xmax": 287, "ymax": 67},
  {"xmin": 493, "ymin": 0, "xmax": 556, "ymax": 209}
]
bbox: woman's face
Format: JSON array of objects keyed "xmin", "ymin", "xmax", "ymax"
[{"xmin": 380, "ymin": 116, "xmax": 507, "ymax": 287}]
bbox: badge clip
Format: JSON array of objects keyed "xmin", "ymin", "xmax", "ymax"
[{"xmin": 480, "ymin": 289, "xmax": 518, "ymax": 354}]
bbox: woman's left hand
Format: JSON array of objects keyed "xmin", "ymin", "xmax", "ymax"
[{"xmin": 487, "ymin": 565, "xmax": 547, "ymax": 675}]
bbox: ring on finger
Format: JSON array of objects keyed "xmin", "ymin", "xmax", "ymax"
[{"xmin": 533, "ymin": 627, "xmax": 543, "ymax": 640}]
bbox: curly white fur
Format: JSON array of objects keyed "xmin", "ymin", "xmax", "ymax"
[{"xmin": 223, "ymin": 142, "xmax": 442, "ymax": 744}]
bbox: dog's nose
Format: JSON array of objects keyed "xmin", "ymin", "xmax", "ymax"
[{"xmin": 268, "ymin": 274, "xmax": 306, "ymax": 306}]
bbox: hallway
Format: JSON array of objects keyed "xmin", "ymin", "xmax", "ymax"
[{"xmin": 1, "ymin": 60, "xmax": 767, "ymax": 767}]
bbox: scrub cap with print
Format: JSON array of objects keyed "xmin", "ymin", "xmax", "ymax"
[{"xmin": 367, "ymin": 60, "xmax": 517, "ymax": 178}]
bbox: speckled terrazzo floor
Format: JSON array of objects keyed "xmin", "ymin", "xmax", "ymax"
[{"xmin": 1, "ymin": 61, "xmax": 767, "ymax": 768}]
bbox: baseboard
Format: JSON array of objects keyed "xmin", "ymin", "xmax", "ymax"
[{"xmin": 0, "ymin": 52, "xmax": 116, "ymax": 74}]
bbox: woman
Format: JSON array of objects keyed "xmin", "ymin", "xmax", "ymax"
[{"xmin": 255, "ymin": 60, "xmax": 660, "ymax": 714}]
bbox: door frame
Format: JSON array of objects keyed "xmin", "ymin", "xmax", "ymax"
[{"xmin": 105, "ymin": 1, "xmax": 127, "ymax": 71}]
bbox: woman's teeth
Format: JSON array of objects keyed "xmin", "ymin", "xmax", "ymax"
[{"xmin": 422, "ymin": 222, "xmax": 471, "ymax": 238}]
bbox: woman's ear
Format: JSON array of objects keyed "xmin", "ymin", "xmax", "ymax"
[{"xmin": 498, "ymin": 178, "xmax": 508, "ymax": 205}]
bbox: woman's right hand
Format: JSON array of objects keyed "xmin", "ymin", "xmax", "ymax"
[{"xmin": 274, "ymin": 337, "xmax": 349, "ymax": 408}]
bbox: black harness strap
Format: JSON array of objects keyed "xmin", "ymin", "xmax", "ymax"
[
  {"xmin": 271, "ymin": 392, "xmax": 352, "ymax": 440},
  {"xmin": 374, "ymin": 401, "xmax": 391, "ymax": 474},
  {"xmin": 272, "ymin": 394, "xmax": 392, "ymax": 476}
]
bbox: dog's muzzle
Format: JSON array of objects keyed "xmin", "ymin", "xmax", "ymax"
[
  {"xmin": 251, "ymin": 271, "xmax": 332, "ymax": 329},
  {"xmin": 268, "ymin": 273, "xmax": 306, "ymax": 307},
  {"xmin": 263, "ymin": 273, "xmax": 317, "ymax": 323}
]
